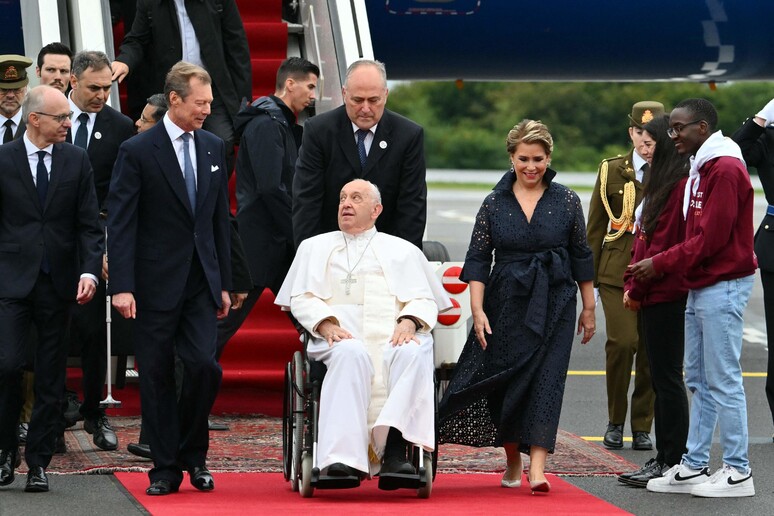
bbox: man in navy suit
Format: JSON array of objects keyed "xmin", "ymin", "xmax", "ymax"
[
  {"xmin": 0, "ymin": 86, "xmax": 103, "ymax": 492},
  {"xmin": 107, "ymin": 61, "xmax": 232, "ymax": 496},
  {"xmin": 65, "ymin": 50, "xmax": 134, "ymax": 450},
  {"xmin": 293, "ymin": 59, "xmax": 427, "ymax": 249}
]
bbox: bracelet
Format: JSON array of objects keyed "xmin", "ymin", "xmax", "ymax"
[{"xmin": 398, "ymin": 316, "xmax": 421, "ymax": 332}]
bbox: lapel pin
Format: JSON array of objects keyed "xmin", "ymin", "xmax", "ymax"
[
  {"xmin": 94, "ymin": 132, "xmax": 102, "ymax": 140},
  {"xmin": 379, "ymin": 140, "xmax": 387, "ymax": 149}
]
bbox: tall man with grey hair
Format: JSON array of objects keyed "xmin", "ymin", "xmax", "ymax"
[
  {"xmin": 108, "ymin": 61, "xmax": 232, "ymax": 496},
  {"xmin": 64, "ymin": 51, "xmax": 134, "ymax": 451},
  {"xmin": 293, "ymin": 59, "xmax": 427, "ymax": 249},
  {"xmin": 0, "ymin": 86, "xmax": 102, "ymax": 492},
  {"xmin": 277, "ymin": 179, "xmax": 450, "ymax": 487}
]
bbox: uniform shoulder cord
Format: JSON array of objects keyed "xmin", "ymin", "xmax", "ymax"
[{"xmin": 599, "ymin": 160, "xmax": 636, "ymax": 243}]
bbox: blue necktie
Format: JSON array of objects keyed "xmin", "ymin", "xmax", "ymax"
[
  {"xmin": 74, "ymin": 113, "xmax": 89, "ymax": 149},
  {"xmin": 356, "ymin": 129, "xmax": 368, "ymax": 170},
  {"xmin": 181, "ymin": 133, "xmax": 197, "ymax": 214},
  {"xmin": 36, "ymin": 151, "xmax": 50, "ymax": 273}
]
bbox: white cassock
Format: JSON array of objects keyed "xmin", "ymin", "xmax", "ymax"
[{"xmin": 275, "ymin": 228, "xmax": 452, "ymax": 475}]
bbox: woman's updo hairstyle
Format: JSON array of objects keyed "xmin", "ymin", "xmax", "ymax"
[{"xmin": 506, "ymin": 119, "xmax": 553, "ymax": 156}]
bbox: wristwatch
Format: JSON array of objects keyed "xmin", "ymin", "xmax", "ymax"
[{"xmin": 397, "ymin": 316, "xmax": 421, "ymax": 332}]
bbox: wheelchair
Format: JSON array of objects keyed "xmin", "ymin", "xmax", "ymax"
[{"xmin": 282, "ymin": 333, "xmax": 437, "ymax": 498}]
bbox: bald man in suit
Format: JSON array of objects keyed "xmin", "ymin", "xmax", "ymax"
[{"xmin": 0, "ymin": 86, "xmax": 102, "ymax": 492}]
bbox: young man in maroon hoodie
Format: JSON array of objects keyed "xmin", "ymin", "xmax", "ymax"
[{"xmin": 630, "ymin": 98, "xmax": 757, "ymax": 498}]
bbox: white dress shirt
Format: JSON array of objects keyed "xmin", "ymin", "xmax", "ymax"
[
  {"xmin": 173, "ymin": 0, "xmax": 204, "ymax": 68},
  {"xmin": 163, "ymin": 113, "xmax": 198, "ymax": 188},
  {"xmin": 351, "ymin": 122, "xmax": 378, "ymax": 156}
]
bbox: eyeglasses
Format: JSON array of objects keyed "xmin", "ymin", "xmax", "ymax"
[
  {"xmin": 667, "ymin": 120, "xmax": 703, "ymax": 138},
  {"xmin": 34, "ymin": 111, "xmax": 73, "ymax": 124},
  {"xmin": 0, "ymin": 87, "xmax": 25, "ymax": 95}
]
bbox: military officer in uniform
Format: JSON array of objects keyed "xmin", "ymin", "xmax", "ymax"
[{"xmin": 587, "ymin": 101, "xmax": 664, "ymax": 450}]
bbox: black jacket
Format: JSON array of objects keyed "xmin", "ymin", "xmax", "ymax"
[
  {"xmin": 732, "ymin": 118, "xmax": 774, "ymax": 271},
  {"xmin": 116, "ymin": 0, "xmax": 252, "ymax": 123},
  {"xmin": 0, "ymin": 140, "xmax": 103, "ymax": 300},
  {"xmin": 293, "ymin": 106, "xmax": 427, "ymax": 249},
  {"xmin": 234, "ymin": 96, "xmax": 298, "ymax": 291}
]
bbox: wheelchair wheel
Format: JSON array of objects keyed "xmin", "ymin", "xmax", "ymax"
[
  {"xmin": 417, "ymin": 451, "xmax": 436, "ymax": 499},
  {"xmin": 300, "ymin": 452, "xmax": 315, "ymax": 498},
  {"xmin": 282, "ymin": 362, "xmax": 293, "ymax": 482},
  {"xmin": 289, "ymin": 351, "xmax": 305, "ymax": 492}
]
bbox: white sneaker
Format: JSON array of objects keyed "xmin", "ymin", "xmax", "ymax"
[
  {"xmin": 690, "ymin": 464, "xmax": 755, "ymax": 498},
  {"xmin": 646, "ymin": 463, "xmax": 710, "ymax": 493}
]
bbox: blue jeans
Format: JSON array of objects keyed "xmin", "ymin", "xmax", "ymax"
[{"xmin": 682, "ymin": 275, "xmax": 754, "ymax": 473}]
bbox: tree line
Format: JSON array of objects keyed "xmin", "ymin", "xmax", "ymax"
[{"xmin": 388, "ymin": 81, "xmax": 773, "ymax": 172}]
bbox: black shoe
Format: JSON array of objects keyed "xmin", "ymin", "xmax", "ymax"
[
  {"xmin": 378, "ymin": 457, "xmax": 417, "ymax": 491},
  {"xmin": 146, "ymin": 479, "xmax": 179, "ymax": 496},
  {"xmin": 381, "ymin": 456, "xmax": 416, "ymax": 476},
  {"xmin": 84, "ymin": 414, "xmax": 118, "ymax": 451},
  {"xmin": 127, "ymin": 443, "xmax": 152, "ymax": 459},
  {"xmin": 618, "ymin": 457, "xmax": 657, "ymax": 482},
  {"xmin": 24, "ymin": 466, "xmax": 48, "ymax": 493},
  {"xmin": 632, "ymin": 431, "xmax": 653, "ymax": 450},
  {"xmin": 0, "ymin": 448, "xmax": 19, "ymax": 486},
  {"xmin": 18, "ymin": 423, "xmax": 28, "ymax": 444},
  {"xmin": 54, "ymin": 434, "xmax": 67, "ymax": 454},
  {"xmin": 603, "ymin": 423, "xmax": 624, "ymax": 449},
  {"xmin": 621, "ymin": 461, "xmax": 670, "ymax": 487},
  {"xmin": 63, "ymin": 393, "xmax": 83, "ymax": 428},
  {"xmin": 208, "ymin": 420, "xmax": 229, "ymax": 431},
  {"xmin": 189, "ymin": 466, "xmax": 214, "ymax": 491},
  {"xmin": 327, "ymin": 462, "xmax": 357, "ymax": 477}
]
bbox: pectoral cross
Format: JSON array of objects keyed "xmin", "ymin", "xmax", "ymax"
[{"xmin": 341, "ymin": 274, "xmax": 357, "ymax": 295}]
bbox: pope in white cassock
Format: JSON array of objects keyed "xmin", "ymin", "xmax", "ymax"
[{"xmin": 275, "ymin": 179, "xmax": 452, "ymax": 486}]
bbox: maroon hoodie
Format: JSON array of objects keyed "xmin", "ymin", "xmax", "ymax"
[
  {"xmin": 651, "ymin": 156, "xmax": 757, "ymax": 289},
  {"xmin": 624, "ymin": 177, "xmax": 689, "ymax": 305}
]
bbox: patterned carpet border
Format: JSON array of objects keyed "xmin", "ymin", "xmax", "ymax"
[{"xmin": 38, "ymin": 416, "xmax": 636, "ymax": 477}]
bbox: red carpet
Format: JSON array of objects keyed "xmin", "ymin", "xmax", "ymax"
[{"xmin": 115, "ymin": 472, "xmax": 632, "ymax": 515}]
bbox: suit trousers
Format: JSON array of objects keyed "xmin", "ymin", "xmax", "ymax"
[
  {"xmin": 133, "ymin": 257, "xmax": 222, "ymax": 485},
  {"xmin": 641, "ymin": 298, "xmax": 689, "ymax": 466},
  {"xmin": 761, "ymin": 270, "xmax": 774, "ymax": 427},
  {"xmin": 70, "ymin": 277, "xmax": 108, "ymax": 420},
  {"xmin": 0, "ymin": 273, "xmax": 70, "ymax": 468},
  {"xmin": 599, "ymin": 283, "xmax": 654, "ymax": 432}
]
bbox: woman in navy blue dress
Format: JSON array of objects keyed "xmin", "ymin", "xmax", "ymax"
[{"xmin": 439, "ymin": 120, "xmax": 596, "ymax": 493}]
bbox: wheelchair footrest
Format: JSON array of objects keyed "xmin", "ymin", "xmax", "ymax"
[
  {"xmin": 378, "ymin": 472, "xmax": 426, "ymax": 491},
  {"xmin": 315, "ymin": 475, "xmax": 361, "ymax": 490}
]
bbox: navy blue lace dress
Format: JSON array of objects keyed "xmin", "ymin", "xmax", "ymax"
[{"xmin": 439, "ymin": 169, "xmax": 594, "ymax": 454}]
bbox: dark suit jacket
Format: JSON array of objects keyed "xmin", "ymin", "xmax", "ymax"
[
  {"xmin": 586, "ymin": 149, "xmax": 644, "ymax": 287},
  {"xmin": 67, "ymin": 105, "xmax": 135, "ymax": 209},
  {"xmin": 0, "ymin": 139, "xmax": 103, "ymax": 300},
  {"xmin": 14, "ymin": 120, "xmax": 25, "ymax": 140},
  {"xmin": 293, "ymin": 106, "xmax": 427, "ymax": 249},
  {"xmin": 116, "ymin": 0, "xmax": 252, "ymax": 123},
  {"xmin": 106, "ymin": 121, "xmax": 232, "ymax": 310},
  {"xmin": 732, "ymin": 118, "xmax": 774, "ymax": 271}
]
